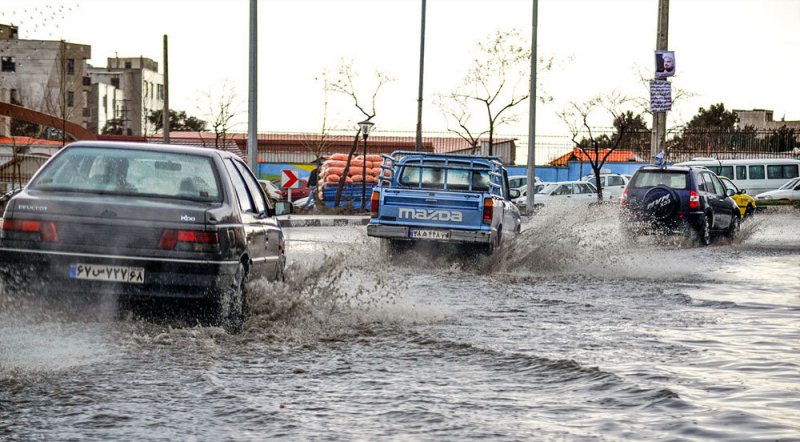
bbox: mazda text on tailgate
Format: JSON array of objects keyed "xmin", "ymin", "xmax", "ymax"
[
  {"xmin": 0, "ymin": 141, "xmax": 291, "ymax": 332},
  {"xmin": 367, "ymin": 151, "xmax": 521, "ymax": 254}
]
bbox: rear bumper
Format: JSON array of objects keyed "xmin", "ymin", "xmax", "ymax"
[
  {"xmin": 367, "ymin": 223, "xmax": 493, "ymax": 244},
  {"xmin": 0, "ymin": 247, "xmax": 239, "ymax": 299}
]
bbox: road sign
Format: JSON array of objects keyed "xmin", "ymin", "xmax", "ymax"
[{"xmin": 281, "ymin": 169, "xmax": 300, "ymax": 188}]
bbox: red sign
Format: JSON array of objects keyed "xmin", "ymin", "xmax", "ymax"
[{"xmin": 281, "ymin": 169, "xmax": 300, "ymax": 188}]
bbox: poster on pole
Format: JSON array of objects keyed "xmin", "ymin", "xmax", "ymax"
[
  {"xmin": 649, "ymin": 79, "xmax": 672, "ymax": 112},
  {"xmin": 655, "ymin": 50, "xmax": 675, "ymax": 79}
]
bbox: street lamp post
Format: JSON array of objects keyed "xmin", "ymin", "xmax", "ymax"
[{"xmin": 358, "ymin": 119, "xmax": 375, "ymax": 211}]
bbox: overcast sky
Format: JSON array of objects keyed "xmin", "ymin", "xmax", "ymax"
[{"xmin": 3, "ymin": 0, "xmax": 800, "ymax": 138}]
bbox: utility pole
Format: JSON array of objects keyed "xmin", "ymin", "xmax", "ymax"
[
  {"xmin": 651, "ymin": 0, "xmax": 669, "ymax": 163},
  {"xmin": 162, "ymin": 34, "xmax": 170, "ymax": 144},
  {"xmin": 525, "ymin": 0, "xmax": 539, "ymax": 213},
  {"xmin": 247, "ymin": 0, "xmax": 258, "ymax": 171},
  {"xmin": 415, "ymin": 0, "xmax": 427, "ymax": 152}
]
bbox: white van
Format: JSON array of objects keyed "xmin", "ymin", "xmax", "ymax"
[{"xmin": 674, "ymin": 158, "xmax": 800, "ymax": 195}]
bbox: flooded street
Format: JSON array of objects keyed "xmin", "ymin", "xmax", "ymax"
[{"xmin": 1, "ymin": 207, "xmax": 799, "ymax": 440}]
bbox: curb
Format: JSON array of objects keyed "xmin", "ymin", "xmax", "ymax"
[{"xmin": 278, "ymin": 216, "xmax": 370, "ymax": 228}]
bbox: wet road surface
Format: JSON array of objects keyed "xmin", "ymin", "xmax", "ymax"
[{"xmin": 1, "ymin": 206, "xmax": 799, "ymax": 440}]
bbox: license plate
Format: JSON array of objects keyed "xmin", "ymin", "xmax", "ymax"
[
  {"xmin": 69, "ymin": 264, "xmax": 145, "ymax": 284},
  {"xmin": 410, "ymin": 229, "xmax": 450, "ymax": 240}
]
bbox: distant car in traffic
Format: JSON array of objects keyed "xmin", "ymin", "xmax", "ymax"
[
  {"xmin": 718, "ymin": 176, "xmax": 757, "ymax": 218},
  {"xmin": 754, "ymin": 177, "xmax": 800, "ymax": 205},
  {"xmin": 508, "ymin": 175, "xmax": 542, "ymax": 194},
  {"xmin": 621, "ymin": 165, "xmax": 740, "ymax": 245},
  {"xmin": 511, "ymin": 184, "xmax": 546, "ymax": 211},
  {"xmin": 0, "ymin": 141, "xmax": 291, "ymax": 332}
]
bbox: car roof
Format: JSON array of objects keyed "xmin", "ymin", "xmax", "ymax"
[
  {"xmin": 66, "ymin": 140, "xmax": 238, "ymax": 160},
  {"xmin": 636, "ymin": 165, "xmax": 695, "ymax": 172}
]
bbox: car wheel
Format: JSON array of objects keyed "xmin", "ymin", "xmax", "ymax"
[
  {"xmin": 744, "ymin": 204, "xmax": 754, "ymax": 219},
  {"xmin": 696, "ymin": 214, "xmax": 712, "ymax": 246},
  {"xmin": 726, "ymin": 214, "xmax": 741, "ymax": 239},
  {"xmin": 208, "ymin": 262, "xmax": 247, "ymax": 333}
]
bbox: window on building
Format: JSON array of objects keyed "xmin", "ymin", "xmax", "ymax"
[
  {"xmin": 124, "ymin": 61, "xmax": 132, "ymax": 69},
  {"xmin": 66, "ymin": 58, "xmax": 75, "ymax": 75},
  {"xmin": 157, "ymin": 84, "xmax": 164, "ymax": 100},
  {"xmin": 82, "ymin": 76, "xmax": 91, "ymax": 86},
  {"xmin": 9, "ymin": 89, "xmax": 19, "ymax": 105},
  {"xmin": 67, "ymin": 91, "xmax": 75, "ymax": 107},
  {"xmin": 110, "ymin": 77, "xmax": 120, "ymax": 88},
  {"xmin": 103, "ymin": 94, "xmax": 107, "ymax": 110},
  {"xmin": 1, "ymin": 56, "xmax": 15, "ymax": 72}
]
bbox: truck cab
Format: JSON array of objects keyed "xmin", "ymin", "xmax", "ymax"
[{"xmin": 366, "ymin": 151, "xmax": 521, "ymax": 254}]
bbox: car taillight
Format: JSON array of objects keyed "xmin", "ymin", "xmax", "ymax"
[
  {"xmin": 483, "ymin": 197, "xmax": 493, "ymax": 224},
  {"xmin": 158, "ymin": 229, "xmax": 219, "ymax": 251},
  {"xmin": 1, "ymin": 219, "xmax": 60, "ymax": 242},
  {"xmin": 620, "ymin": 188, "xmax": 629, "ymax": 206},
  {"xmin": 689, "ymin": 190, "xmax": 700, "ymax": 209},
  {"xmin": 370, "ymin": 191, "xmax": 380, "ymax": 217}
]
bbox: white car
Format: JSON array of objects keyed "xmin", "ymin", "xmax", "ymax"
[
  {"xmin": 511, "ymin": 183, "xmax": 546, "ymax": 211},
  {"xmin": 580, "ymin": 173, "xmax": 631, "ymax": 201},
  {"xmin": 508, "ymin": 175, "xmax": 542, "ymax": 194},
  {"xmin": 258, "ymin": 179, "xmax": 282, "ymax": 202},
  {"xmin": 755, "ymin": 177, "xmax": 800, "ymax": 203},
  {"xmin": 532, "ymin": 181, "xmax": 598, "ymax": 208}
]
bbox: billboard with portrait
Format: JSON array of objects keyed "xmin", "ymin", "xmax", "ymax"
[{"xmin": 655, "ymin": 50, "xmax": 675, "ymax": 79}]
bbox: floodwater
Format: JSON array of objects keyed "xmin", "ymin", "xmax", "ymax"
[{"xmin": 1, "ymin": 206, "xmax": 799, "ymax": 440}]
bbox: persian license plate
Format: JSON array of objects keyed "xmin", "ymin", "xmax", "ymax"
[
  {"xmin": 410, "ymin": 229, "xmax": 450, "ymax": 240},
  {"xmin": 69, "ymin": 264, "xmax": 145, "ymax": 284}
]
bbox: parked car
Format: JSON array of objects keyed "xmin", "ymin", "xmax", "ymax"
[
  {"xmin": 508, "ymin": 175, "xmax": 542, "ymax": 193},
  {"xmin": 580, "ymin": 173, "xmax": 631, "ymax": 200},
  {"xmin": 754, "ymin": 177, "xmax": 800, "ymax": 205},
  {"xmin": 274, "ymin": 179, "xmax": 311, "ymax": 201},
  {"xmin": 718, "ymin": 176, "xmax": 757, "ymax": 218},
  {"xmin": 0, "ymin": 141, "xmax": 291, "ymax": 331},
  {"xmin": 510, "ymin": 184, "xmax": 546, "ymax": 211},
  {"xmin": 531, "ymin": 181, "xmax": 598, "ymax": 209},
  {"xmin": 620, "ymin": 165, "xmax": 740, "ymax": 245}
]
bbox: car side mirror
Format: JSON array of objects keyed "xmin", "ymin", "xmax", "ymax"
[
  {"xmin": 739, "ymin": 189, "xmax": 747, "ymax": 195},
  {"xmin": 274, "ymin": 201, "xmax": 292, "ymax": 216},
  {"xmin": 726, "ymin": 188, "xmax": 735, "ymax": 197},
  {"xmin": 509, "ymin": 189, "xmax": 520, "ymax": 199}
]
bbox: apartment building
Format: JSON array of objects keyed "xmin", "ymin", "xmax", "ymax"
[
  {"xmin": 88, "ymin": 56, "xmax": 164, "ymax": 136},
  {"xmin": 0, "ymin": 24, "xmax": 92, "ymax": 136}
]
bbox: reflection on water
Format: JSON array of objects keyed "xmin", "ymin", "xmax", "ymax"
[{"xmin": 1, "ymin": 208, "xmax": 798, "ymax": 439}]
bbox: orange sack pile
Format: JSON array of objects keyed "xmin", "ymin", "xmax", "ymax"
[{"xmin": 319, "ymin": 154, "xmax": 386, "ymax": 185}]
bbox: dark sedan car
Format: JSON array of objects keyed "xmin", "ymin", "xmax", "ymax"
[{"xmin": 0, "ymin": 141, "xmax": 290, "ymax": 331}]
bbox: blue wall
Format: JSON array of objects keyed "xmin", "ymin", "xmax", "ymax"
[{"xmin": 509, "ymin": 162, "xmax": 649, "ymax": 182}]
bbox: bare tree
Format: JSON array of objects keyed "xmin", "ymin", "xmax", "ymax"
[
  {"xmin": 437, "ymin": 29, "xmax": 554, "ymax": 156},
  {"xmin": 42, "ymin": 40, "xmax": 82, "ymax": 145},
  {"xmin": 326, "ymin": 59, "xmax": 394, "ymax": 207},
  {"xmin": 202, "ymin": 80, "xmax": 239, "ymax": 149},
  {"xmin": 558, "ymin": 92, "xmax": 640, "ymax": 201}
]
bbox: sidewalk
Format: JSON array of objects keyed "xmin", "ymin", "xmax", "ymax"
[{"xmin": 277, "ymin": 214, "xmax": 370, "ymax": 228}]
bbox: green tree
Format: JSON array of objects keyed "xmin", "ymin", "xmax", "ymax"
[
  {"xmin": 686, "ymin": 103, "xmax": 738, "ymax": 131},
  {"xmin": 147, "ymin": 109, "xmax": 207, "ymax": 132}
]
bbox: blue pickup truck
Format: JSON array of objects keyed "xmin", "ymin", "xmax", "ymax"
[{"xmin": 366, "ymin": 151, "xmax": 522, "ymax": 254}]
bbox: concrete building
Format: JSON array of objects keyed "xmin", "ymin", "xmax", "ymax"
[
  {"xmin": 0, "ymin": 24, "xmax": 92, "ymax": 137},
  {"xmin": 735, "ymin": 109, "xmax": 800, "ymax": 132},
  {"xmin": 88, "ymin": 57, "xmax": 163, "ymax": 136}
]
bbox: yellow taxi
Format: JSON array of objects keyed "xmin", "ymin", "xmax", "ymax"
[{"xmin": 719, "ymin": 176, "xmax": 756, "ymax": 218}]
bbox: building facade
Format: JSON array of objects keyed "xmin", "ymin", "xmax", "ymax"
[
  {"xmin": 88, "ymin": 57, "xmax": 163, "ymax": 136},
  {"xmin": 735, "ymin": 109, "xmax": 800, "ymax": 132},
  {"xmin": 0, "ymin": 24, "xmax": 92, "ymax": 137}
]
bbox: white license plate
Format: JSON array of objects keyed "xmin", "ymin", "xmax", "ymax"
[
  {"xmin": 410, "ymin": 229, "xmax": 451, "ymax": 240},
  {"xmin": 69, "ymin": 264, "xmax": 145, "ymax": 284}
]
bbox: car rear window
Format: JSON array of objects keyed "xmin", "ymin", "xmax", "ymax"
[
  {"xmin": 399, "ymin": 160, "xmax": 490, "ymax": 191},
  {"xmin": 630, "ymin": 171, "xmax": 688, "ymax": 190},
  {"xmin": 30, "ymin": 146, "xmax": 222, "ymax": 202}
]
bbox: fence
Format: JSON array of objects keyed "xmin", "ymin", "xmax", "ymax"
[{"xmin": 0, "ymin": 128, "xmax": 796, "ymax": 189}]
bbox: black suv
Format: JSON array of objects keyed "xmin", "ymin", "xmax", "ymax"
[{"xmin": 620, "ymin": 166, "xmax": 741, "ymax": 245}]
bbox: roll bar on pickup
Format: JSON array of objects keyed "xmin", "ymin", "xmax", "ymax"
[{"xmin": 377, "ymin": 151, "xmax": 505, "ymax": 197}]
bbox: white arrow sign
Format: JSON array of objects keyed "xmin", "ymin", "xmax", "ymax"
[{"xmin": 281, "ymin": 169, "xmax": 300, "ymax": 189}]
